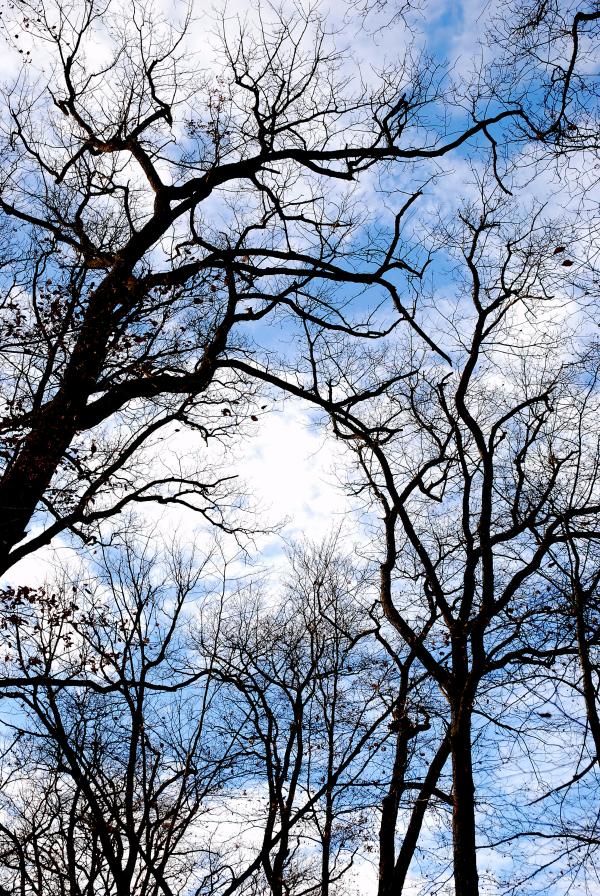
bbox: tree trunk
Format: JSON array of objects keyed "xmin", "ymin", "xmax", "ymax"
[
  {"xmin": 450, "ymin": 699, "xmax": 479, "ymax": 896},
  {"xmin": 321, "ymin": 801, "xmax": 332, "ymax": 896},
  {"xmin": 378, "ymin": 715, "xmax": 412, "ymax": 896},
  {"xmin": 574, "ymin": 584, "xmax": 600, "ymax": 762},
  {"xmin": 0, "ymin": 275, "xmax": 124, "ymax": 572}
]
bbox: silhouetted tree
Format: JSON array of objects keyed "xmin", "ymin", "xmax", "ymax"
[
  {"xmin": 324, "ymin": 189, "xmax": 600, "ymax": 894},
  {"xmin": 0, "ymin": 0, "xmax": 527, "ymax": 574}
]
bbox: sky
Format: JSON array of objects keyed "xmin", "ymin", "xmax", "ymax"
[{"xmin": 2, "ymin": 1, "xmax": 599, "ymax": 893}]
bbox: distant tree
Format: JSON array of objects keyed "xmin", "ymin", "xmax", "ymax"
[
  {"xmin": 193, "ymin": 537, "xmax": 395, "ymax": 896},
  {"xmin": 490, "ymin": 528, "xmax": 600, "ymax": 894},
  {"xmin": 0, "ymin": 539, "xmax": 234, "ymax": 896},
  {"xmin": 0, "ymin": 535, "xmax": 412, "ymax": 896}
]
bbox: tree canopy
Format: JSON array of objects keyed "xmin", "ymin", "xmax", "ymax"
[{"xmin": 0, "ymin": 1, "xmax": 599, "ymax": 894}]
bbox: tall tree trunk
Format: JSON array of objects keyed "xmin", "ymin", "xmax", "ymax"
[
  {"xmin": 450, "ymin": 698, "xmax": 478, "ymax": 896},
  {"xmin": 270, "ymin": 832, "xmax": 289, "ymax": 896},
  {"xmin": 321, "ymin": 791, "xmax": 332, "ymax": 896},
  {"xmin": 378, "ymin": 714, "xmax": 413, "ymax": 896},
  {"xmin": 379, "ymin": 715, "xmax": 451, "ymax": 896}
]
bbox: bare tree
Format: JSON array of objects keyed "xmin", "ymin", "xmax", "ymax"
[
  {"xmin": 0, "ymin": 0, "xmax": 529, "ymax": 575},
  {"xmin": 0, "ymin": 539, "xmax": 237, "ymax": 896},
  {"xmin": 2, "ymin": 4, "xmax": 600, "ymax": 895},
  {"xmin": 488, "ymin": 528, "xmax": 600, "ymax": 894},
  {"xmin": 0, "ymin": 533, "xmax": 415, "ymax": 896},
  {"xmin": 319, "ymin": 189, "xmax": 600, "ymax": 894},
  {"xmin": 192, "ymin": 537, "xmax": 396, "ymax": 896},
  {"xmin": 489, "ymin": 0, "xmax": 600, "ymax": 152}
]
